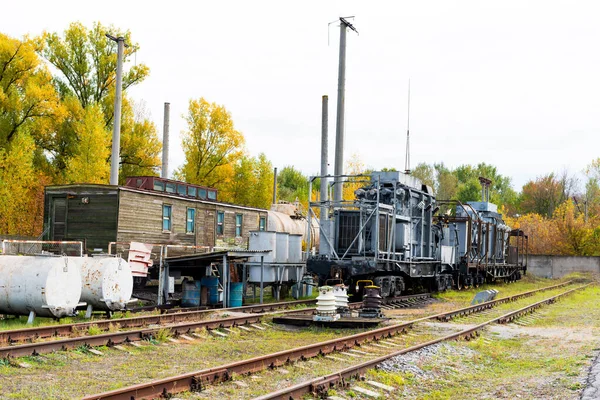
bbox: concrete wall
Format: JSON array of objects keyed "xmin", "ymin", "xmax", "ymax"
[{"xmin": 527, "ymin": 255, "xmax": 600, "ymax": 278}]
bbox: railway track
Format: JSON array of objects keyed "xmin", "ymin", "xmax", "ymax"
[
  {"xmin": 80, "ymin": 281, "xmax": 579, "ymax": 400},
  {"xmin": 0, "ymin": 293, "xmax": 430, "ymax": 346},
  {"xmin": 0, "ymin": 299, "xmax": 316, "ymax": 345},
  {"xmin": 0, "ymin": 293, "xmax": 435, "ymax": 358},
  {"xmin": 254, "ymin": 284, "xmax": 591, "ymax": 400}
]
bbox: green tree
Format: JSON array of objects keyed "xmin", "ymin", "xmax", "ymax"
[
  {"xmin": 42, "ymin": 22, "xmax": 148, "ymax": 117},
  {"xmin": 410, "ymin": 163, "xmax": 435, "ymax": 188},
  {"xmin": 277, "ymin": 166, "xmax": 308, "ymax": 204},
  {"xmin": 41, "ymin": 22, "xmax": 158, "ymax": 181},
  {"xmin": 176, "ymin": 97, "xmax": 245, "ymax": 189},
  {"xmin": 252, "ymin": 153, "xmax": 274, "ymax": 209}
]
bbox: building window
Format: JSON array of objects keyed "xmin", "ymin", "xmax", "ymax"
[
  {"xmin": 217, "ymin": 211, "xmax": 224, "ymax": 235},
  {"xmin": 188, "ymin": 186, "xmax": 197, "ymax": 198},
  {"xmin": 208, "ymin": 190, "xmax": 217, "ymax": 200},
  {"xmin": 154, "ymin": 180, "xmax": 165, "ymax": 191},
  {"xmin": 165, "ymin": 182, "xmax": 176, "ymax": 193},
  {"xmin": 259, "ymin": 216, "xmax": 266, "ymax": 231},
  {"xmin": 177, "ymin": 184, "xmax": 186, "ymax": 196},
  {"xmin": 186, "ymin": 208, "xmax": 195, "ymax": 234},
  {"xmin": 162, "ymin": 204, "xmax": 172, "ymax": 231},
  {"xmin": 235, "ymin": 214, "xmax": 243, "ymax": 237},
  {"xmin": 198, "ymin": 189, "xmax": 207, "ymax": 200}
]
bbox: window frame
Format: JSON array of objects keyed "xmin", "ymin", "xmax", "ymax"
[
  {"xmin": 235, "ymin": 213, "xmax": 243, "ymax": 237},
  {"xmin": 153, "ymin": 180, "xmax": 165, "ymax": 191},
  {"xmin": 216, "ymin": 211, "xmax": 224, "ymax": 236},
  {"xmin": 259, "ymin": 216, "xmax": 266, "ymax": 231},
  {"xmin": 162, "ymin": 204, "xmax": 172, "ymax": 232},
  {"xmin": 186, "ymin": 207, "xmax": 195, "ymax": 234}
]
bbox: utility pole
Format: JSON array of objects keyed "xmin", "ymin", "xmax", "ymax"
[
  {"xmin": 333, "ymin": 17, "xmax": 358, "ymax": 204},
  {"xmin": 161, "ymin": 102, "xmax": 170, "ymax": 179},
  {"xmin": 320, "ymin": 95, "xmax": 329, "ymax": 218},
  {"xmin": 106, "ymin": 34, "xmax": 128, "ymax": 186}
]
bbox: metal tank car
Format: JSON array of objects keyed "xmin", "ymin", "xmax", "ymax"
[{"xmin": 306, "ymin": 171, "xmax": 527, "ymax": 299}]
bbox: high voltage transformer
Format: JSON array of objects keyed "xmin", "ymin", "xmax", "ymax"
[{"xmin": 306, "ymin": 171, "xmax": 528, "ymax": 299}]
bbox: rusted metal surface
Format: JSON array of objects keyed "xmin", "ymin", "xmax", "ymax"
[
  {"xmin": 81, "ymin": 282, "xmax": 582, "ymax": 400},
  {"xmin": 71, "ymin": 256, "xmax": 134, "ymax": 311},
  {"xmin": 0, "ymin": 314, "xmax": 264, "ymax": 359},
  {"xmin": 0, "ymin": 299, "xmax": 317, "ymax": 345},
  {"xmin": 0, "ymin": 255, "xmax": 82, "ymax": 318}
]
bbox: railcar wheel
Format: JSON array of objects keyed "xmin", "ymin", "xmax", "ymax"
[
  {"xmin": 473, "ymin": 274, "xmax": 480, "ymax": 288},
  {"xmin": 455, "ymin": 274, "xmax": 464, "ymax": 290}
]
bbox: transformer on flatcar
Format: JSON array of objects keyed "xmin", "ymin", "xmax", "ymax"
[{"xmin": 306, "ymin": 171, "xmax": 527, "ymax": 299}]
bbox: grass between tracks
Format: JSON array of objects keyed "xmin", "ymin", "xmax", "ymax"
[{"xmin": 347, "ymin": 275, "xmax": 600, "ymax": 399}]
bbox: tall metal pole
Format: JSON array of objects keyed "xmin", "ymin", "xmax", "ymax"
[
  {"xmin": 108, "ymin": 36, "xmax": 125, "ymax": 186},
  {"xmin": 161, "ymin": 102, "xmax": 170, "ymax": 179},
  {"xmin": 319, "ymin": 95, "xmax": 331, "ymax": 256},
  {"xmin": 333, "ymin": 20, "xmax": 348, "ymax": 204},
  {"xmin": 320, "ymin": 95, "xmax": 329, "ymax": 217}
]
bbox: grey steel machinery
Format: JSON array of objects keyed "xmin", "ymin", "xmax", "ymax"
[{"xmin": 306, "ymin": 172, "xmax": 527, "ymax": 299}]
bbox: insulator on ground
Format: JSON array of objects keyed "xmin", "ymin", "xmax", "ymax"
[
  {"xmin": 359, "ymin": 285, "xmax": 383, "ymax": 318},
  {"xmin": 333, "ymin": 285, "xmax": 349, "ymax": 312},
  {"xmin": 314, "ymin": 286, "xmax": 338, "ymax": 321}
]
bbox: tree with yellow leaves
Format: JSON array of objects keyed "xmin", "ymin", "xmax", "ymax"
[
  {"xmin": 176, "ymin": 98, "xmax": 245, "ymax": 189},
  {"xmin": 41, "ymin": 22, "xmax": 159, "ymax": 182},
  {"xmin": 64, "ymin": 104, "xmax": 111, "ymax": 183}
]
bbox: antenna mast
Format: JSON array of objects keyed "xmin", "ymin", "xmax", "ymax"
[{"xmin": 404, "ymin": 79, "xmax": 411, "ymax": 174}]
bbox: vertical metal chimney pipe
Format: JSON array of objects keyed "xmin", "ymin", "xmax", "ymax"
[
  {"xmin": 333, "ymin": 20, "xmax": 348, "ymax": 204},
  {"xmin": 161, "ymin": 102, "xmax": 170, "ymax": 179},
  {"xmin": 320, "ymin": 95, "xmax": 329, "ymax": 220},
  {"xmin": 109, "ymin": 37, "xmax": 125, "ymax": 186},
  {"xmin": 272, "ymin": 167, "xmax": 278, "ymax": 205}
]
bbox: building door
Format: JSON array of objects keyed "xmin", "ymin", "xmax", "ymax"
[{"xmin": 52, "ymin": 198, "xmax": 67, "ymax": 240}]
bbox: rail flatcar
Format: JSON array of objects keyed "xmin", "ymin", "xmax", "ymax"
[{"xmin": 306, "ymin": 171, "xmax": 527, "ymax": 299}]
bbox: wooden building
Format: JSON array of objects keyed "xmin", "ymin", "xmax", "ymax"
[{"xmin": 43, "ymin": 176, "xmax": 268, "ymax": 253}]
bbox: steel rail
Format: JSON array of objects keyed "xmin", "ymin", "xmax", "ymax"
[
  {"xmin": 0, "ymin": 299, "xmax": 317, "ymax": 344},
  {"xmin": 0, "ymin": 293, "xmax": 432, "ymax": 345},
  {"xmin": 435, "ymin": 280, "xmax": 570, "ymax": 321},
  {"xmin": 81, "ymin": 281, "xmax": 578, "ymax": 400},
  {"xmin": 253, "ymin": 283, "xmax": 591, "ymax": 400},
  {"xmin": 0, "ymin": 310, "xmax": 311, "ymax": 359}
]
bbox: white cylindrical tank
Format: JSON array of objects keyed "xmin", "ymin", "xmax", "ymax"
[
  {"xmin": 0, "ymin": 255, "xmax": 82, "ymax": 318},
  {"xmin": 69, "ymin": 256, "xmax": 133, "ymax": 311},
  {"xmin": 275, "ymin": 232, "xmax": 289, "ymax": 263},
  {"xmin": 288, "ymin": 234, "xmax": 302, "ymax": 263},
  {"xmin": 249, "ymin": 231, "xmax": 277, "ymax": 263}
]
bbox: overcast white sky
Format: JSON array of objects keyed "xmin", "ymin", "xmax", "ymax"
[{"xmin": 4, "ymin": 1, "xmax": 600, "ymax": 191}]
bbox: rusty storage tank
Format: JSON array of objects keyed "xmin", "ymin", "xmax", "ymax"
[
  {"xmin": 69, "ymin": 256, "xmax": 133, "ymax": 312},
  {"xmin": 268, "ymin": 203, "xmax": 319, "ymax": 249},
  {"xmin": 0, "ymin": 255, "xmax": 82, "ymax": 318}
]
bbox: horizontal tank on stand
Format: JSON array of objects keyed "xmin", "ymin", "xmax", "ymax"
[
  {"xmin": 68, "ymin": 256, "xmax": 134, "ymax": 315},
  {"xmin": 0, "ymin": 255, "xmax": 82, "ymax": 320}
]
